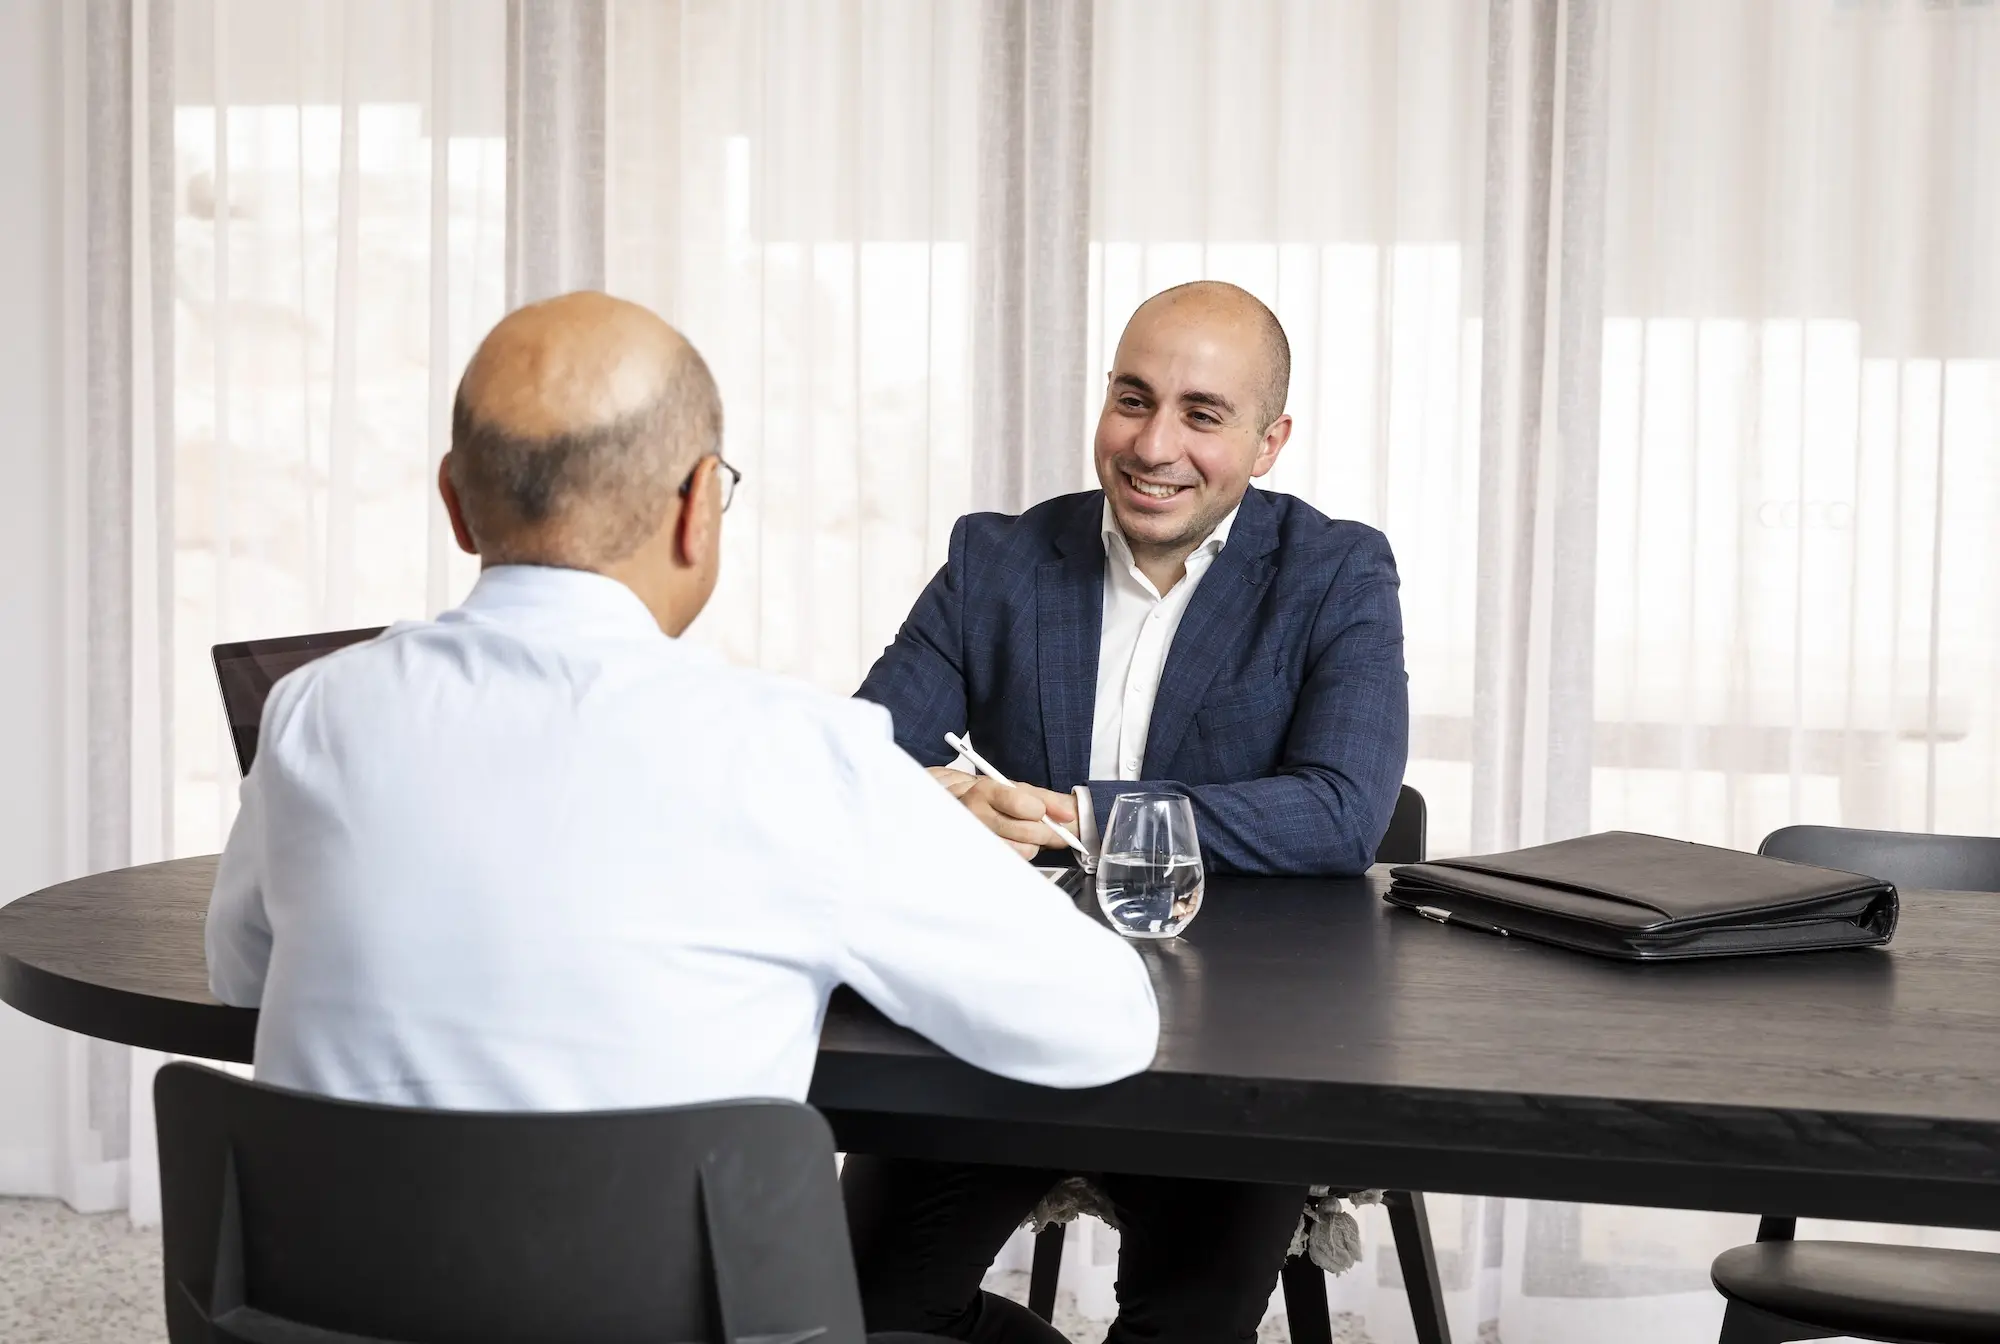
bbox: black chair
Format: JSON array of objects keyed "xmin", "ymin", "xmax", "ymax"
[
  {"xmin": 1027, "ymin": 785, "xmax": 1452, "ymax": 1344},
  {"xmin": 154, "ymin": 1061, "xmax": 900, "ymax": 1344},
  {"xmin": 1710, "ymin": 826, "xmax": 2000, "ymax": 1344},
  {"xmin": 1760, "ymin": 824, "xmax": 2000, "ymax": 895}
]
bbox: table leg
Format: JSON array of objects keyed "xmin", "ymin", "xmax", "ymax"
[
  {"xmin": 1385, "ymin": 1190, "xmax": 1451, "ymax": 1344},
  {"xmin": 1027, "ymin": 1223, "xmax": 1065, "ymax": 1322},
  {"xmin": 1279, "ymin": 1256, "xmax": 1333, "ymax": 1344}
]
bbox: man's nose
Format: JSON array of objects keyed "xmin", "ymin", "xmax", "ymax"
[{"xmin": 1129, "ymin": 412, "xmax": 1180, "ymax": 467}]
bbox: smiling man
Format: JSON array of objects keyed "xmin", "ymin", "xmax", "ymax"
[
  {"xmin": 846, "ymin": 282, "xmax": 1409, "ymax": 1343},
  {"xmin": 859, "ymin": 279, "xmax": 1408, "ymax": 877}
]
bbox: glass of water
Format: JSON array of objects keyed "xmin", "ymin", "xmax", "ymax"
[{"xmin": 1096, "ymin": 792, "xmax": 1204, "ymax": 939}]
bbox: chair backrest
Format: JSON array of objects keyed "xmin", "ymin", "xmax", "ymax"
[
  {"xmin": 1376, "ymin": 785, "xmax": 1427, "ymax": 865},
  {"xmin": 1759, "ymin": 824, "xmax": 2000, "ymax": 893},
  {"xmin": 154, "ymin": 1062, "xmax": 865, "ymax": 1344}
]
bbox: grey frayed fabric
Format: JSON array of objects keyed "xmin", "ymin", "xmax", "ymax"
[
  {"xmin": 1025, "ymin": 1180, "xmax": 1385, "ymax": 1276},
  {"xmin": 1027, "ymin": 1175, "xmax": 1116, "ymax": 1232},
  {"xmin": 1287, "ymin": 1187, "xmax": 1384, "ymax": 1274}
]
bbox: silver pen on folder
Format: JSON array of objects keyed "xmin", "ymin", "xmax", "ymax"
[{"xmin": 1416, "ymin": 906, "xmax": 1511, "ymax": 937}]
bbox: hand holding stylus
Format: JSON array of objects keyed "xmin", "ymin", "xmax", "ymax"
[{"xmin": 943, "ymin": 733, "xmax": 1091, "ymax": 859}]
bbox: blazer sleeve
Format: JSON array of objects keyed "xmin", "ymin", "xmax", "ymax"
[
  {"xmin": 1086, "ymin": 529, "xmax": 1410, "ymax": 876},
  {"xmin": 854, "ymin": 516, "xmax": 969, "ymax": 766}
]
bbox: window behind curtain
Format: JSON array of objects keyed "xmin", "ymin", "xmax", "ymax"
[
  {"xmin": 1089, "ymin": 0, "xmax": 2000, "ymax": 858},
  {"xmin": 171, "ymin": 0, "xmax": 504, "ymax": 853}
]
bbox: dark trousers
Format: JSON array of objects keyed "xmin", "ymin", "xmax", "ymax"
[{"xmin": 843, "ymin": 1156, "xmax": 1306, "ymax": 1344}]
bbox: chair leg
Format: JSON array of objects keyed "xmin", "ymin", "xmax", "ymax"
[
  {"xmin": 1026, "ymin": 1223, "xmax": 1065, "ymax": 1323},
  {"xmin": 1717, "ymin": 1299, "xmax": 1807, "ymax": 1344},
  {"xmin": 1753, "ymin": 1215, "xmax": 1796, "ymax": 1243},
  {"xmin": 1384, "ymin": 1190, "xmax": 1451, "ymax": 1344},
  {"xmin": 1279, "ymin": 1255, "xmax": 1334, "ymax": 1344}
]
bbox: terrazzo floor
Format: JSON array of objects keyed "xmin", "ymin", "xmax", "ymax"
[
  {"xmin": 1, "ymin": 1198, "xmax": 164, "ymax": 1344},
  {"xmin": 0, "ymin": 1197, "xmax": 1318, "ymax": 1344}
]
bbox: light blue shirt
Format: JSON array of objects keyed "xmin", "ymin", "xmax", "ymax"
[{"xmin": 208, "ymin": 565, "xmax": 1158, "ymax": 1110}]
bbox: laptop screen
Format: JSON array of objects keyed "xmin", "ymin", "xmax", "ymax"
[{"xmin": 211, "ymin": 627, "xmax": 386, "ymax": 775}]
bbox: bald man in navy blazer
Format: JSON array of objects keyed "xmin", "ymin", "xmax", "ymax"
[{"xmin": 846, "ymin": 282, "xmax": 1410, "ymax": 1344}]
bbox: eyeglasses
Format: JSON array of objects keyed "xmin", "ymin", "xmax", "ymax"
[{"xmin": 680, "ymin": 455, "xmax": 744, "ymax": 513}]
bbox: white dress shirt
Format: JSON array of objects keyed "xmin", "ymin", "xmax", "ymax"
[
  {"xmin": 1089, "ymin": 501, "xmax": 1238, "ymax": 780},
  {"xmin": 208, "ymin": 565, "xmax": 1158, "ymax": 1111},
  {"xmin": 1072, "ymin": 501, "xmax": 1238, "ymax": 845}
]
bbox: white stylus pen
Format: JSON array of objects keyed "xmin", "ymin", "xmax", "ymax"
[{"xmin": 943, "ymin": 731, "xmax": 1092, "ymax": 862}]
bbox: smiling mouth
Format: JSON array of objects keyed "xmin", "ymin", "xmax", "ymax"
[{"xmin": 1124, "ymin": 472, "xmax": 1194, "ymax": 501}]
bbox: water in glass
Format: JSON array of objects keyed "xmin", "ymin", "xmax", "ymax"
[{"xmin": 1095, "ymin": 792, "xmax": 1204, "ymax": 938}]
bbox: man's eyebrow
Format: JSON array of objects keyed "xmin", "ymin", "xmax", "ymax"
[
  {"xmin": 1180, "ymin": 389, "xmax": 1238, "ymax": 416},
  {"xmin": 1111, "ymin": 373, "xmax": 1155, "ymax": 396}
]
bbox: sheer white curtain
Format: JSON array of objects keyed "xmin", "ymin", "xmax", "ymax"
[
  {"xmin": 41, "ymin": 0, "xmax": 989, "ymax": 1222},
  {"xmin": 42, "ymin": 0, "xmax": 510, "ymax": 1222},
  {"xmin": 40, "ymin": 0, "xmax": 2000, "ymax": 1338},
  {"xmin": 32, "ymin": 0, "xmax": 179, "ymax": 1220},
  {"xmin": 169, "ymin": 0, "xmax": 505, "ymax": 852},
  {"xmin": 1064, "ymin": 1, "xmax": 2000, "ymax": 1340},
  {"xmin": 603, "ymin": 0, "xmax": 980, "ymax": 692}
]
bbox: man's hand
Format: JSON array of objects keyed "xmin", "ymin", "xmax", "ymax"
[{"xmin": 926, "ymin": 766, "xmax": 1079, "ymax": 861}]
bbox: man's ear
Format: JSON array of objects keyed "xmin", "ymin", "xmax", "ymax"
[
  {"xmin": 438, "ymin": 455, "xmax": 479, "ymax": 555},
  {"xmin": 674, "ymin": 456, "xmax": 718, "ymax": 568},
  {"xmin": 1251, "ymin": 414, "xmax": 1293, "ymax": 478}
]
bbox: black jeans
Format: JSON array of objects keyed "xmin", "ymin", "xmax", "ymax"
[{"xmin": 843, "ymin": 1156, "xmax": 1306, "ymax": 1344}]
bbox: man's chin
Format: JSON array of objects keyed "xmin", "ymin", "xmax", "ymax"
[{"xmin": 1109, "ymin": 499, "xmax": 1199, "ymax": 550}]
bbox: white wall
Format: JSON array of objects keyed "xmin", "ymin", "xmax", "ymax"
[{"xmin": 0, "ymin": 0, "xmax": 73, "ymax": 1198}]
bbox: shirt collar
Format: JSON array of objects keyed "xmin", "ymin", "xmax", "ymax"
[
  {"xmin": 1099, "ymin": 497, "xmax": 1242, "ymax": 569},
  {"xmin": 449, "ymin": 564, "xmax": 665, "ymax": 636}
]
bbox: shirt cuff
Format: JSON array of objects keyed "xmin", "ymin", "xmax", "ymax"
[{"xmin": 1072, "ymin": 785, "xmax": 1100, "ymax": 855}]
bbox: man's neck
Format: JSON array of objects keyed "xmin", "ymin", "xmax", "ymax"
[
  {"xmin": 1117, "ymin": 500, "xmax": 1242, "ymax": 596},
  {"xmin": 1126, "ymin": 539, "xmax": 1201, "ymax": 596},
  {"xmin": 598, "ymin": 557, "xmax": 707, "ymax": 636}
]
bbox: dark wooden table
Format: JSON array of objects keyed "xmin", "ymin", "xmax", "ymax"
[{"xmin": 5, "ymin": 856, "xmax": 2000, "ymax": 1229}]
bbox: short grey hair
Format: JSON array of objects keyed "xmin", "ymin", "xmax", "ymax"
[{"xmin": 448, "ymin": 348, "xmax": 723, "ymax": 566}]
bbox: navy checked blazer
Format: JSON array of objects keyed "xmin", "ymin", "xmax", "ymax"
[{"xmin": 855, "ymin": 486, "xmax": 1410, "ymax": 876}]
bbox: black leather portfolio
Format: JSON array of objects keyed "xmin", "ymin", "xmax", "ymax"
[{"xmin": 1385, "ymin": 831, "xmax": 1899, "ymax": 960}]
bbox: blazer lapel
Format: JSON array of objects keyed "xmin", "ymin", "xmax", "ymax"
[
  {"xmin": 1142, "ymin": 487, "xmax": 1281, "ymax": 777},
  {"xmin": 1038, "ymin": 497, "xmax": 1106, "ymax": 790}
]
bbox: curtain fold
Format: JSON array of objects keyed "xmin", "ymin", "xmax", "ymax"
[
  {"xmin": 972, "ymin": 0, "xmax": 1095, "ymax": 512},
  {"xmin": 82, "ymin": 0, "xmax": 136, "ymax": 1206},
  {"xmin": 1469, "ymin": 0, "xmax": 1610, "ymax": 852},
  {"xmin": 506, "ymin": 0, "xmax": 605, "ymax": 305},
  {"xmin": 40, "ymin": 0, "xmax": 178, "ymax": 1222},
  {"xmin": 50, "ymin": 0, "xmax": 164, "ymax": 1218},
  {"xmin": 1539, "ymin": 0, "xmax": 1608, "ymax": 844},
  {"xmin": 1471, "ymin": 0, "xmax": 1558, "ymax": 856}
]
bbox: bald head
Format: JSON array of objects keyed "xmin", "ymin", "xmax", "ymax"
[
  {"xmin": 1128, "ymin": 281, "xmax": 1290, "ymax": 430},
  {"xmin": 447, "ymin": 292, "xmax": 722, "ymax": 568}
]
